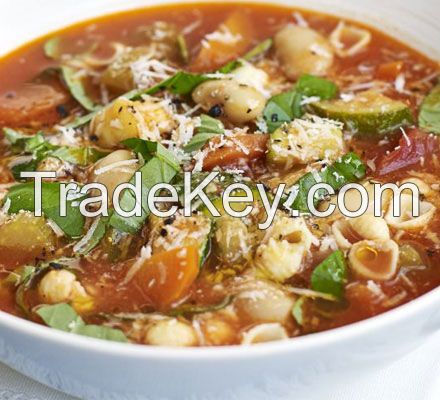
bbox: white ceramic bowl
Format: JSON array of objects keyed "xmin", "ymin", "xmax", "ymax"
[{"xmin": 0, "ymin": 1, "xmax": 439, "ymax": 399}]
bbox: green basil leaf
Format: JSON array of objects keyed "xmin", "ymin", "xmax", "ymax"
[
  {"xmin": 263, "ymin": 90, "xmax": 303, "ymax": 133},
  {"xmin": 4, "ymin": 128, "xmax": 106, "ymax": 178},
  {"xmin": 61, "ymin": 66, "xmax": 98, "ymax": 112},
  {"xmin": 287, "ymin": 152, "xmax": 366, "ymax": 213},
  {"xmin": 121, "ymin": 138, "xmax": 180, "ymax": 171},
  {"xmin": 37, "ymin": 303, "xmax": 128, "ymax": 342},
  {"xmin": 134, "ymin": 71, "xmax": 209, "ymax": 99},
  {"xmin": 183, "ymin": 132, "xmax": 218, "ymax": 153},
  {"xmin": 296, "ymin": 74, "xmax": 338, "ymax": 100},
  {"xmin": 51, "ymin": 146, "xmax": 106, "ymax": 165},
  {"xmin": 5, "ymin": 182, "xmax": 86, "ymax": 238},
  {"xmin": 183, "ymin": 114, "xmax": 224, "ymax": 153},
  {"xmin": 419, "ymin": 83, "xmax": 440, "ymax": 134},
  {"xmin": 311, "ymin": 250, "xmax": 347, "ymax": 299},
  {"xmin": 196, "ymin": 114, "xmax": 225, "ymax": 135},
  {"xmin": 74, "ymin": 324, "xmax": 128, "ymax": 342},
  {"xmin": 37, "ymin": 303, "xmax": 85, "ymax": 332},
  {"xmin": 109, "ymin": 157, "xmax": 178, "ymax": 234}
]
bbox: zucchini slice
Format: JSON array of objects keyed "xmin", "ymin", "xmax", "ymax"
[
  {"xmin": 310, "ymin": 90, "xmax": 413, "ymax": 135},
  {"xmin": 419, "ymin": 83, "xmax": 440, "ymax": 134}
]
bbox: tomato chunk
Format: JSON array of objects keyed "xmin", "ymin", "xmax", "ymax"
[
  {"xmin": 377, "ymin": 128, "xmax": 439, "ymax": 176},
  {"xmin": 130, "ymin": 246, "xmax": 199, "ymax": 310},
  {"xmin": 201, "ymin": 134, "xmax": 268, "ymax": 171},
  {"xmin": 375, "ymin": 61, "xmax": 404, "ymax": 81},
  {"xmin": 190, "ymin": 10, "xmax": 254, "ymax": 72},
  {"xmin": 0, "ymin": 84, "xmax": 69, "ymax": 128}
]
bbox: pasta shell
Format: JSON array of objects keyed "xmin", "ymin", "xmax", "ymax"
[
  {"xmin": 385, "ymin": 193, "xmax": 435, "ymax": 230},
  {"xmin": 348, "ymin": 215, "xmax": 390, "ymax": 241},
  {"xmin": 332, "ymin": 215, "xmax": 390, "ymax": 250},
  {"xmin": 329, "ymin": 22, "xmax": 372, "ymax": 57},
  {"xmin": 400, "ymin": 177, "xmax": 432, "ymax": 196},
  {"xmin": 241, "ymin": 323, "xmax": 288, "ymax": 345},
  {"xmin": 320, "ymin": 180, "xmax": 390, "ymax": 218},
  {"xmin": 349, "ymin": 240, "xmax": 399, "ymax": 280}
]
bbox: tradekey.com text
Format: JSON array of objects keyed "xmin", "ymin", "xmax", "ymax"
[{"xmin": 21, "ymin": 171, "xmax": 422, "ymax": 230}]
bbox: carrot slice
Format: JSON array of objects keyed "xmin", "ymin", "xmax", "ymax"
[
  {"xmin": 190, "ymin": 10, "xmax": 254, "ymax": 72},
  {"xmin": 376, "ymin": 61, "xmax": 404, "ymax": 81},
  {"xmin": 202, "ymin": 134, "xmax": 268, "ymax": 171},
  {"xmin": 132, "ymin": 246, "xmax": 199, "ymax": 310}
]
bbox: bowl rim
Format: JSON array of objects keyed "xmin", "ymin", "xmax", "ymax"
[{"xmin": 1, "ymin": 285, "xmax": 439, "ymax": 360}]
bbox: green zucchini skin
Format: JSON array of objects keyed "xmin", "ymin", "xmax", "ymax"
[
  {"xmin": 419, "ymin": 83, "xmax": 440, "ymax": 134},
  {"xmin": 310, "ymin": 90, "xmax": 413, "ymax": 135}
]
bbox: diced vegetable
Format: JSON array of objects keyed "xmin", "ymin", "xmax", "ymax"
[
  {"xmin": 89, "ymin": 97, "xmax": 175, "ymax": 149},
  {"xmin": 419, "ymin": 83, "xmax": 440, "ymax": 134},
  {"xmin": 201, "ymin": 134, "xmax": 268, "ymax": 170},
  {"xmin": 377, "ymin": 128, "xmax": 439, "ymax": 175},
  {"xmin": 0, "ymin": 213, "xmax": 57, "ymax": 269},
  {"xmin": 399, "ymin": 243, "xmax": 425, "ymax": 267},
  {"xmin": 311, "ymin": 250, "xmax": 347, "ymax": 299},
  {"xmin": 310, "ymin": 90, "xmax": 413, "ymax": 135},
  {"xmin": 101, "ymin": 46, "xmax": 158, "ymax": 94},
  {"xmin": 36, "ymin": 303, "xmax": 128, "ymax": 342},
  {"xmin": 149, "ymin": 212, "xmax": 212, "ymax": 266},
  {"xmin": 213, "ymin": 216, "xmax": 252, "ymax": 263},
  {"xmin": 191, "ymin": 10, "xmax": 254, "ymax": 72},
  {"xmin": 267, "ymin": 115, "xmax": 344, "ymax": 169},
  {"xmin": 130, "ymin": 246, "xmax": 199, "ymax": 309},
  {"xmin": 375, "ymin": 61, "xmax": 404, "ymax": 81}
]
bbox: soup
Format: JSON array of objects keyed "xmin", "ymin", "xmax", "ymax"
[{"xmin": 0, "ymin": 2, "xmax": 439, "ymax": 346}]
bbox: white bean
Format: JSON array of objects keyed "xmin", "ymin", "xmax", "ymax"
[
  {"xmin": 89, "ymin": 149, "xmax": 139, "ymax": 203},
  {"xmin": 192, "ymin": 79, "xmax": 265, "ymax": 124}
]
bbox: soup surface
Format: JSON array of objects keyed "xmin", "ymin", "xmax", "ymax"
[{"xmin": 0, "ymin": 2, "xmax": 439, "ymax": 346}]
